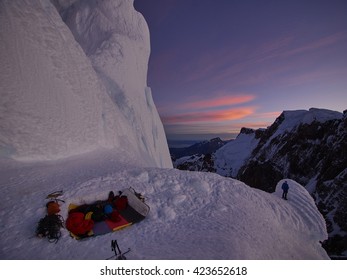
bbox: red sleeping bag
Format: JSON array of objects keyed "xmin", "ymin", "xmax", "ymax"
[{"xmin": 66, "ymin": 212, "xmax": 94, "ymax": 235}]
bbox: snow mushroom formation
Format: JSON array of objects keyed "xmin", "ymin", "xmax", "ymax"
[{"xmin": 0, "ymin": 0, "xmax": 171, "ymax": 168}]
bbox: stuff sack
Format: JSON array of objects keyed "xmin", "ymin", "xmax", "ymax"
[{"xmin": 65, "ymin": 212, "xmax": 94, "ymax": 236}]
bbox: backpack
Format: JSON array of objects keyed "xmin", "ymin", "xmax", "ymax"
[{"xmin": 113, "ymin": 196, "xmax": 128, "ymax": 210}]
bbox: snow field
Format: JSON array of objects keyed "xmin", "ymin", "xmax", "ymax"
[{"xmin": 0, "ymin": 151, "xmax": 329, "ymax": 260}]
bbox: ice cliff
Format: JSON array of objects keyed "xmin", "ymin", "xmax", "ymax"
[{"xmin": 0, "ymin": 0, "xmax": 172, "ymax": 168}]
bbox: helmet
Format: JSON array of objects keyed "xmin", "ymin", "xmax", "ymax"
[
  {"xmin": 46, "ymin": 201, "xmax": 60, "ymax": 215},
  {"xmin": 104, "ymin": 204, "xmax": 113, "ymax": 214}
]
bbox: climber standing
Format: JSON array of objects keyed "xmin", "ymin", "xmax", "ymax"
[{"xmin": 281, "ymin": 181, "xmax": 289, "ymax": 200}]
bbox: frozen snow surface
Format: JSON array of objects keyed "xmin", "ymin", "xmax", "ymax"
[
  {"xmin": 214, "ymin": 131, "xmax": 260, "ymax": 177},
  {"xmin": 0, "ymin": 152, "xmax": 329, "ymax": 260},
  {"xmin": 0, "ymin": 0, "xmax": 171, "ymax": 168}
]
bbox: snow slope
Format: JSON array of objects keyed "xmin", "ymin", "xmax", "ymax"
[
  {"xmin": 214, "ymin": 130, "xmax": 260, "ymax": 177},
  {"xmin": 0, "ymin": 0, "xmax": 171, "ymax": 168},
  {"xmin": 0, "ymin": 152, "xmax": 329, "ymax": 260}
]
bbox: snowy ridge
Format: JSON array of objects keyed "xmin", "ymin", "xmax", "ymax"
[
  {"xmin": 270, "ymin": 108, "xmax": 343, "ymax": 141},
  {"xmin": 274, "ymin": 180, "xmax": 327, "ymax": 242},
  {"xmin": 214, "ymin": 130, "xmax": 260, "ymax": 177},
  {"xmin": 174, "ymin": 154, "xmax": 204, "ymax": 167},
  {"xmin": 0, "ymin": 153, "xmax": 329, "ymax": 259},
  {"xmin": 286, "ymin": 108, "xmax": 343, "ymax": 125}
]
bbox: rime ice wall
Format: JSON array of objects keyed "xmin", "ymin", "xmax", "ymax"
[{"xmin": 0, "ymin": 0, "xmax": 172, "ymax": 168}]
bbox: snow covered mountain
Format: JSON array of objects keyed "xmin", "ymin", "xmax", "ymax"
[
  {"xmin": 174, "ymin": 153, "xmax": 216, "ymax": 173},
  {"xmin": 215, "ymin": 128, "xmax": 263, "ymax": 177},
  {"xmin": 175, "ymin": 108, "xmax": 346, "ymax": 257},
  {"xmin": 0, "ymin": 1, "xmax": 331, "ymax": 260},
  {"xmin": 170, "ymin": 137, "xmax": 228, "ymax": 160},
  {"xmin": 0, "ymin": 0, "xmax": 171, "ymax": 168},
  {"xmin": 237, "ymin": 108, "xmax": 346, "ymax": 256},
  {"xmin": 237, "ymin": 108, "xmax": 344, "ymax": 191}
]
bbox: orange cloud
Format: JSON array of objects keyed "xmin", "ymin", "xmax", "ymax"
[
  {"xmin": 180, "ymin": 94, "xmax": 255, "ymax": 110},
  {"xmin": 162, "ymin": 107, "xmax": 255, "ymax": 124}
]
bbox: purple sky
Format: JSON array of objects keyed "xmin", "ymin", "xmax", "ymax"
[{"xmin": 134, "ymin": 0, "xmax": 347, "ymax": 143}]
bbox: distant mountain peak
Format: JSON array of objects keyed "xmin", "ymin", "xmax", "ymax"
[
  {"xmin": 239, "ymin": 127, "xmax": 255, "ymax": 135},
  {"xmin": 210, "ymin": 137, "xmax": 223, "ymax": 142},
  {"xmin": 170, "ymin": 137, "xmax": 228, "ymax": 161},
  {"xmin": 266, "ymin": 108, "xmax": 343, "ymax": 142},
  {"xmin": 280, "ymin": 108, "xmax": 343, "ymax": 126}
]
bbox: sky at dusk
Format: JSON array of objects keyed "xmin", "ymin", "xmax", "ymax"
[{"xmin": 134, "ymin": 0, "xmax": 347, "ymax": 144}]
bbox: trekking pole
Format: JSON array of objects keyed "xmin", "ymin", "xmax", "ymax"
[
  {"xmin": 106, "ymin": 240, "xmax": 118, "ymax": 260},
  {"xmin": 106, "ymin": 239, "xmax": 130, "ymax": 260},
  {"xmin": 115, "ymin": 240, "xmax": 126, "ymax": 260},
  {"xmin": 115, "ymin": 240, "xmax": 131, "ymax": 260}
]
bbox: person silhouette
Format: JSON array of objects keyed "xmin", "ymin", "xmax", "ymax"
[{"xmin": 281, "ymin": 181, "xmax": 289, "ymax": 200}]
